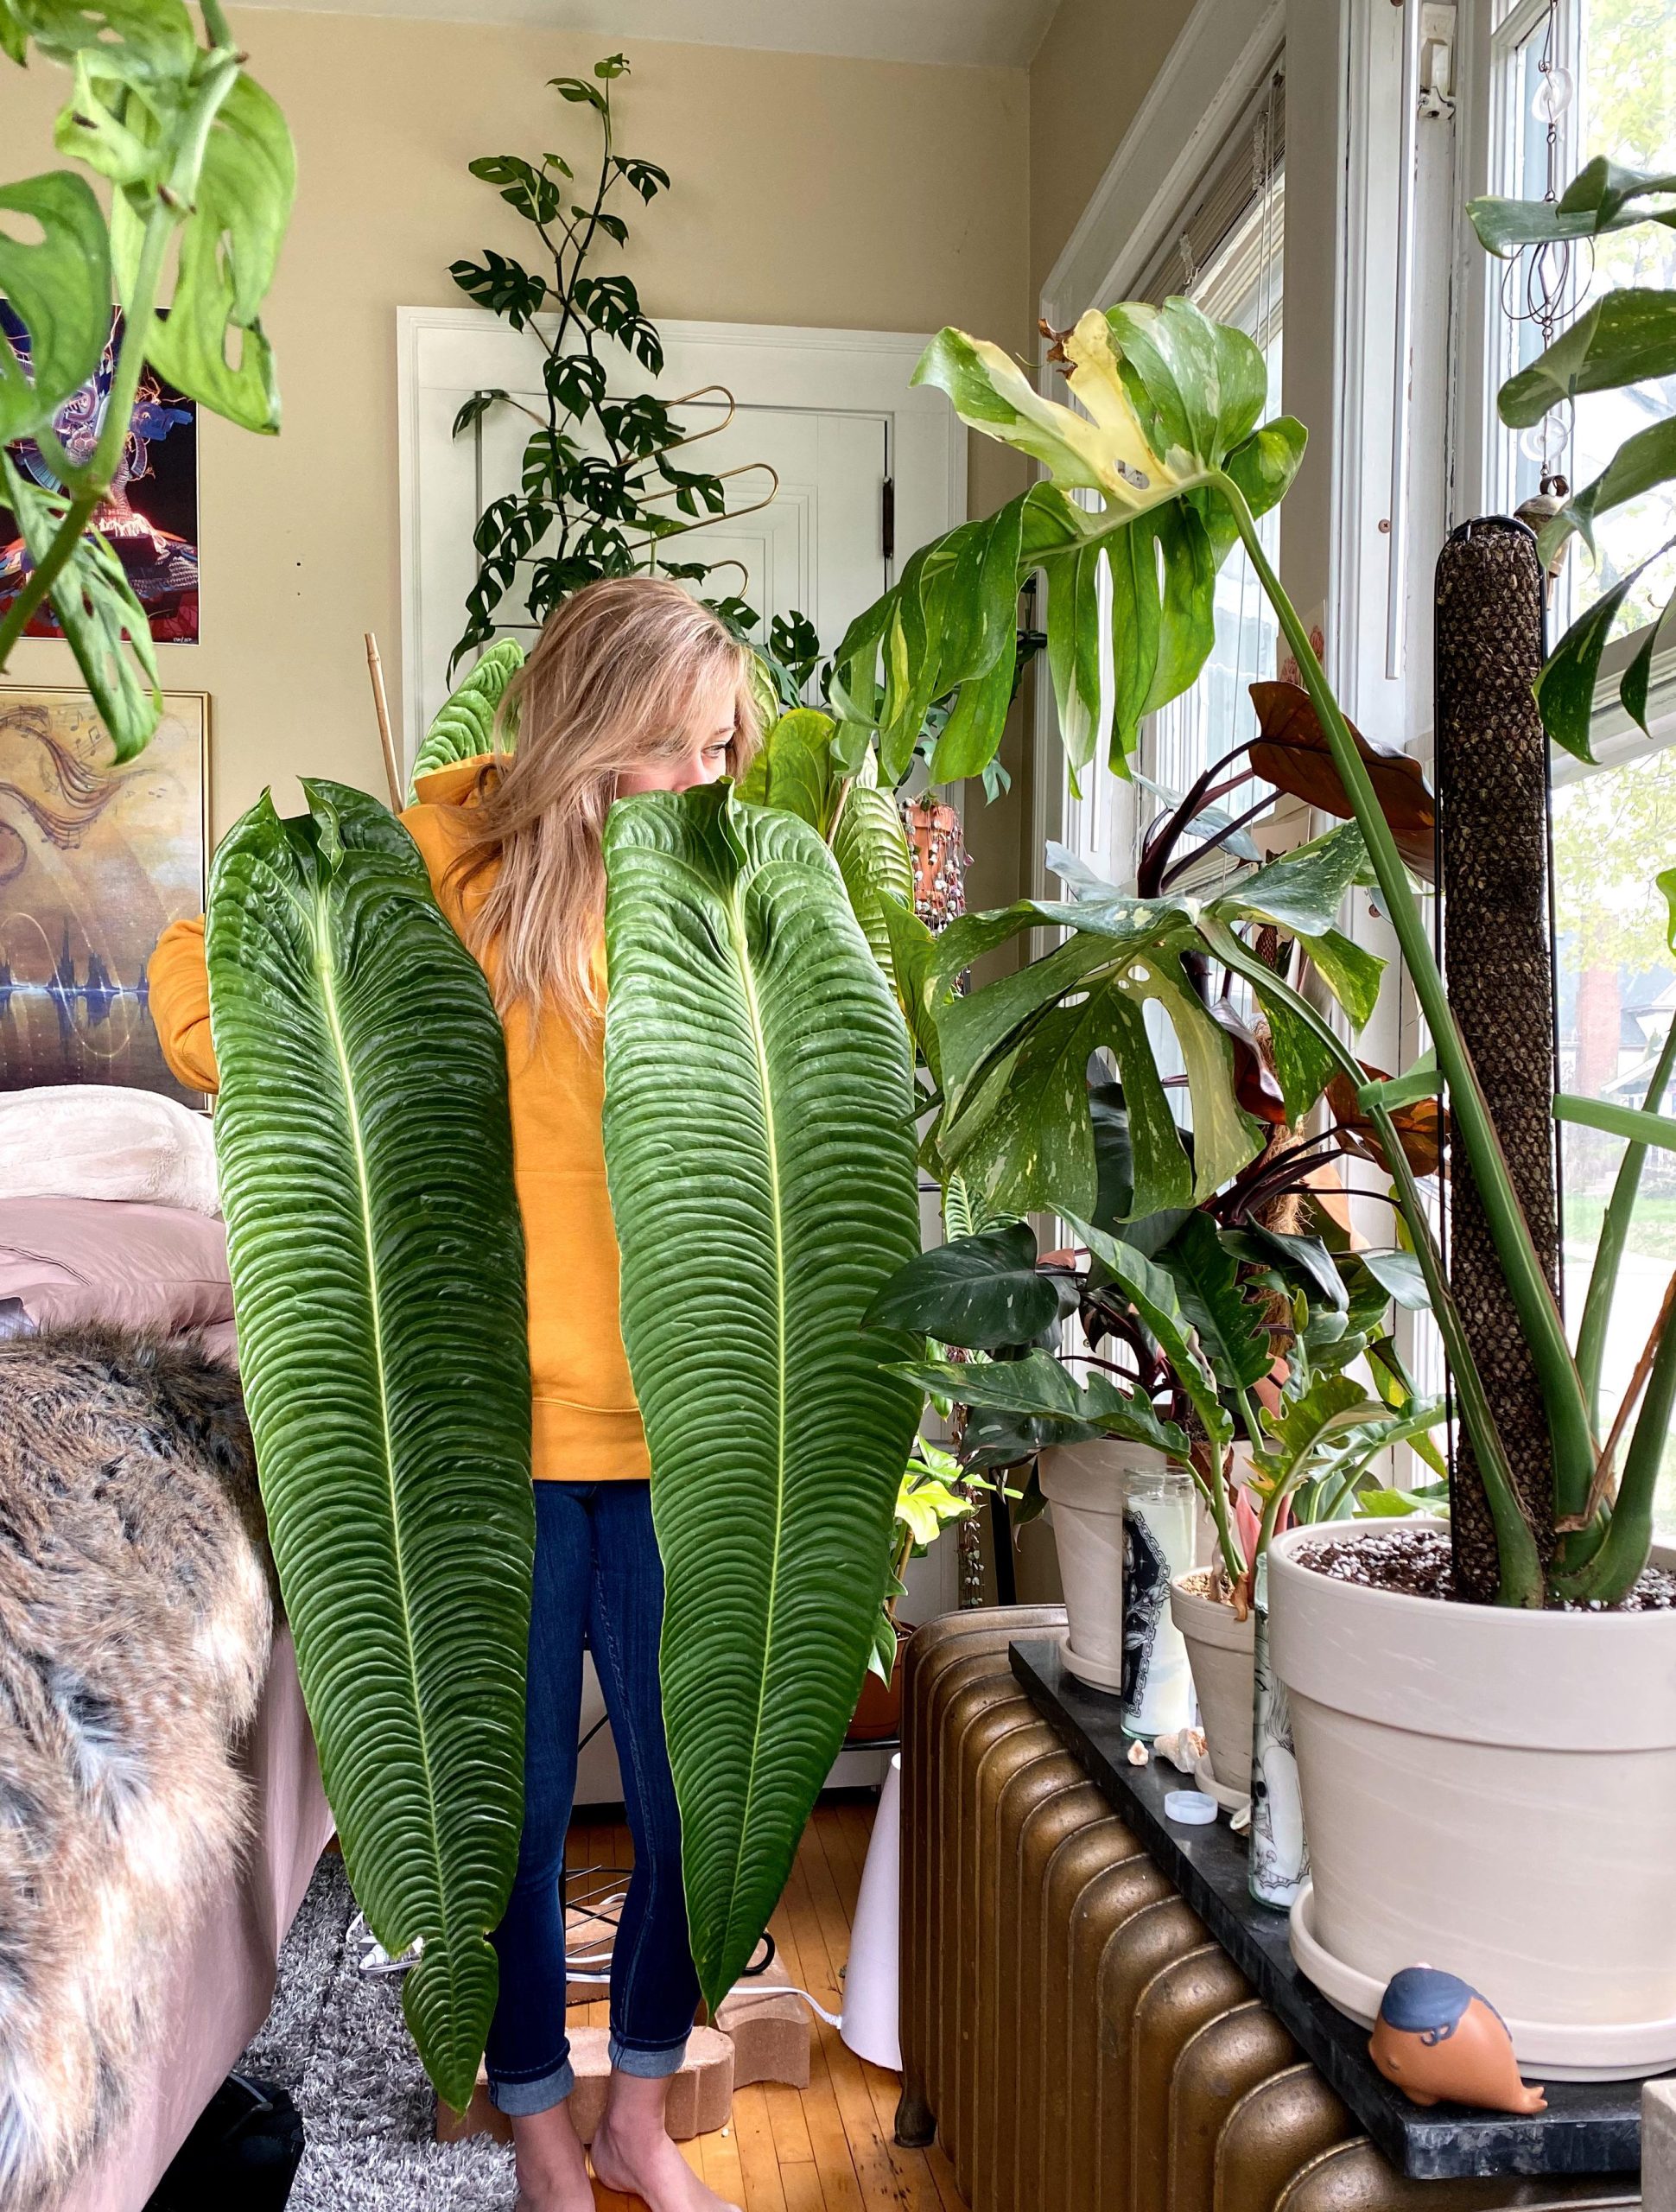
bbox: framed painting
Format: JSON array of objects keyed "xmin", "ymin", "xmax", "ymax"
[
  {"xmin": 0, "ymin": 304, "xmax": 200, "ymax": 644},
  {"xmin": 0, "ymin": 688, "xmax": 208, "ymax": 1105}
]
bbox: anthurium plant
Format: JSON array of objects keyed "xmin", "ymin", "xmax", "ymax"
[
  {"xmin": 856, "ymin": 253, "xmax": 1676, "ymax": 1611},
  {"xmin": 0, "ymin": 0, "xmax": 295, "ymax": 757}
]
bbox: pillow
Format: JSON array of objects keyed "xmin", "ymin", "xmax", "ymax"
[
  {"xmin": 0, "ymin": 1197, "xmax": 234, "ymax": 1341},
  {"xmin": 0, "ymin": 1085, "xmax": 219, "ymax": 1216}
]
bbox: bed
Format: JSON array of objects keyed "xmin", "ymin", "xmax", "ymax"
[{"xmin": 0, "ymin": 1089, "xmax": 334, "ymax": 2212}]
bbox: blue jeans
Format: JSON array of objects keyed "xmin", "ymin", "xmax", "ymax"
[{"xmin": 485, "ymin": 1479, "xmax": 700, "ymax": 2116}]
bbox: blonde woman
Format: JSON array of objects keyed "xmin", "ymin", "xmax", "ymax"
[{"xmin": 150, "ymin": 576, "xmax": 756, "ymax": 2212}]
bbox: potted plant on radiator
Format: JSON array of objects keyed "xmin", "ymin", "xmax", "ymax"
[{"xmin": 832, "ymin": 164, "xmax": 1676, "ymax": 2076}]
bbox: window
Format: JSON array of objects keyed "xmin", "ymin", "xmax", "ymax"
[
  {"xmin": 1142, "ymin": 178, "xmax": 1286, "ymax": 870},
  {"xmin": 1472, "ymin": 0, "xmax": 1676, "ymax": 1532},
  {"xmin": 1483, "ymin": 0, "xmax": 1676, "ymax": 645}
]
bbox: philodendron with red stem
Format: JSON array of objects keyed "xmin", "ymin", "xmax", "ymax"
[{"xmin": 841, "ymin": 220, "xmax": 1676, "ymax": 1610}]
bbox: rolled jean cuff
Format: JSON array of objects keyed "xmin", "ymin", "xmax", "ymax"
[
  {"xmin": 487, "ymin": 2055, "xmax": 575, "ymax": 2114},
  {"xmin": 608, "ymin": 2031, "xmax": 688, "ymax": 2079}
]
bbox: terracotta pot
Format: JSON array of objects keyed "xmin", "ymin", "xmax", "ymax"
[
  {"xmin": 848, "ymin": 1624, "xmax": 912, "ymax": 1743},
  {"xmin": 1170, "ymin": 1569, "xmax": 1255, "ymax": 1795},
  {"xmin": 1038, "ymin": 1440, "xmax": 1135, "ymax": 1694},
  {"xmin": 1269, "ymin": 1516, "xmax": 1676, "ymax": 2080}
]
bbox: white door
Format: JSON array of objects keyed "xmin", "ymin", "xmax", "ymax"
[{"xmin": 397, "ymin": 309, "xmax": 963, "ymax": 760}]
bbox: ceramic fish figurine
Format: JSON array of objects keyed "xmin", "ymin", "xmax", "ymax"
[{"xmin": 1368, "ymin": 1967, "xmax": 1547, "ymax": 2114}]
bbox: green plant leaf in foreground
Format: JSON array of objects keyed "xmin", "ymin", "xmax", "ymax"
[
  {"xmin": 866, "ymin": 1220, "xmax": 1075, "ymax": 1350},
  {"xmin": 602, "ymin": 781, "xmax": 923, "ymax": 2012},
  {"xmin": 0, "ymin": 170, "xmax": 111, "ymax": 442},
  {"xmin": 893, "ymin": 1346, "xmax": 1192, "ymax": 1462},
  {"xmin": 206, "ymin": 779, "xmax": 535, "ymax": 2110}
]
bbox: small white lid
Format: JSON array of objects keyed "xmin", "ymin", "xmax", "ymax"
[{"xmin": 1163, "ymin": 1789, "xmax": 1219, "ymax": 1826}]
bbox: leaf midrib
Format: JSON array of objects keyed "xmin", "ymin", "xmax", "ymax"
[
  {"xmin": 312, "ymin": 890, "xmax": 455, "ymax": 1995},
  {"xmin": 720, "ymin": 868, "xmax": 788, "ymax": 1974}
]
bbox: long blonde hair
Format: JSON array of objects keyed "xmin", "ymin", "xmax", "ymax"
[{"xmin": 448, "ymin": 576, "xmax": 761, "ymax": 1031}]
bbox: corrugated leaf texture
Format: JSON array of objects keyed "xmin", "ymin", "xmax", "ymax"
[
  {"xmin": 602, "ymin": 781, "xmax": 923, "ymax": 2010},
  {"xmin": 206, "ymin": 778, "xmax": 534, "ymax": 2109}
]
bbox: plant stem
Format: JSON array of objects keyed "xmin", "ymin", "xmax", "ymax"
[
  {"xmin": 1216, "ymin": 473, "xmax": 1597, "ymax": 1542},
  {"xmin": 1203, "ymin": 915, "xmax": 1545, "ymax": 1603},
  {"xmin": 1552, "ymin": 1268, "xmax": 1676, "ymax": 1604},
  {"xmin": 1362, "ymin": 1093, "xmax": 1546, "ymax": 1606}
]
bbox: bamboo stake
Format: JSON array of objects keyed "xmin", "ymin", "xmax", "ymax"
[{"xmin": 364, "ymin": 632, "xmax": 402, "ymax": 811}]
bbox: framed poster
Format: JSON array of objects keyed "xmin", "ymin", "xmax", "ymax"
[
  {"xmin": 0, "ymin": 687, "xmax": 208, "ymax": 1104},
  {"xmin": 0, "ymin": 304, "xmax": 200, "ymax": 644}
]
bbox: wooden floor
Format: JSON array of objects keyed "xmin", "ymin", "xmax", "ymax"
[{"xmin": 563, "ymin": 1796, "xmax": 967, "ymax": 2212}]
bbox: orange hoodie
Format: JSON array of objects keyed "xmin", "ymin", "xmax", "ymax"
[{"xmin": 147, "ymin": 758, "xmax": 648, "ymax": 1483}]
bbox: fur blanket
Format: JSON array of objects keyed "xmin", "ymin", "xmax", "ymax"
[{"xmin": 0, "ymin": 1327, "xmax": 274, "ymax": 2211}]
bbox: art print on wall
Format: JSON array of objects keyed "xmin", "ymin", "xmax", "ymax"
[
  {"xmin": 0, "ymin": 304, "xmax": 200, "ymax": 644},
  {"xmin": 0, "ymin": 688, "xmax": 207, "ymax": 1104}
]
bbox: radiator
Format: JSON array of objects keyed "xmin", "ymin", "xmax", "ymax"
[{"xmin": 895, "ymin": 1607, "xmax": 1639, "ymax": 2212}]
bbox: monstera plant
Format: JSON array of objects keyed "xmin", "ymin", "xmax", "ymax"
[
  {"xmin": 830, "ymin": 313, "xmax": 1304, "ymax": 788},
  {"xmin": 207, "ymin": 781, "xmax": 536, "ymax": 2109},
  {"xmin": 0, "ymin": 0, "xmax": 295, "ymax": 757},
  {"xmin": 600, "ymin": 779, "xmax": 923, "ymax": 2008},
  {"xmin": 853, "ymin": 280, "xmax": 1676, "ymax": 1612}
]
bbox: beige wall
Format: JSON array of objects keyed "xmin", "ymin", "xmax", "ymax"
[
  {"xmin": 1028, "ymin": 0, "xmax": 1199, "ymax": 306},
  {"xmin": 5, "ymin": 13, "xmax": 1028, "ymax": 835}
]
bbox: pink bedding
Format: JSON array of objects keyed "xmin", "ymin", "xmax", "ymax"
[{"xmin": 0, "ymin": 1197, "xmax": 235, "ymax": 1343}]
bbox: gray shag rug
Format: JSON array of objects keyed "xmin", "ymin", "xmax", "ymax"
[{"xmin": 241, "ymin": 1854, "xmax": 517, "ymax": 2210}]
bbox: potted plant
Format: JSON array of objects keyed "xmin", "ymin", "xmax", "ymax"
[
  {"xmin": 835, "ymin": 168, "xmax": 1676, "ymax": 2073},
  {"xmin": 872, "ymin": 1118, "xmax": 1439, "ymax": 1758},
  {"xmin": 849, "ymin": 1437, "xmax": 1006, "ymax": 1740}
]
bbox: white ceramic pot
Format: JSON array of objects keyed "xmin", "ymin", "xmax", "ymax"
[
  {"xmin": 1170, "ymin": 1570, "xmax": 1255, "ymax": 1795},
  {"xmin": 1269, "ymin": 1516, "xmax": 1676, "ymax": 2080},
  {"xmin": 1038, "ymin": 1440, "xmax": 1132, "ymax": 1693}
]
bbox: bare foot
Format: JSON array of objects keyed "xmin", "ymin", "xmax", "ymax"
[
  {"xmin": 590, "ymin": 2080, "xmax": 739, "ymax": 2212},
  {"xmin": 510, "ymin": 2099, "xmax": 595, "ymax": 2212}
]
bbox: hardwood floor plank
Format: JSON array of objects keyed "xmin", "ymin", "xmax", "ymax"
[
  {"xmin": 732, "ymin": 2084, "xmax": 790, "ymax": 2212},
  {"xmin": 700, "ymin": 2114, "xmax": 748, "ymax": 2205},
  {"xmin": 556, "ymin": 1804, "xmax": 966, "ymax": 2212},
  {"xmin": 923, "ymin": 2142, "xmax": 967, "ymax": 2212},
  {"xmin": 761, "ymin": 2078, "xmax": 816, "ymax": 2168},
  {"xmin": 795, "ymin": 2040, "xmax": 867, "ymax": 2212}
]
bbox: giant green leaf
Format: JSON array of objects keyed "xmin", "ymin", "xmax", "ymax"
[
  {"xmin": 409, "ymin": 637, "xmax": 525, "ymax": 798},
  {"xmin": 206, "ymin": 779, "xmax": 535, "ymax": 2112},
  {"xmin": 601, "ymin": 781, "xmax": 923, "ymax": 2011}
]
